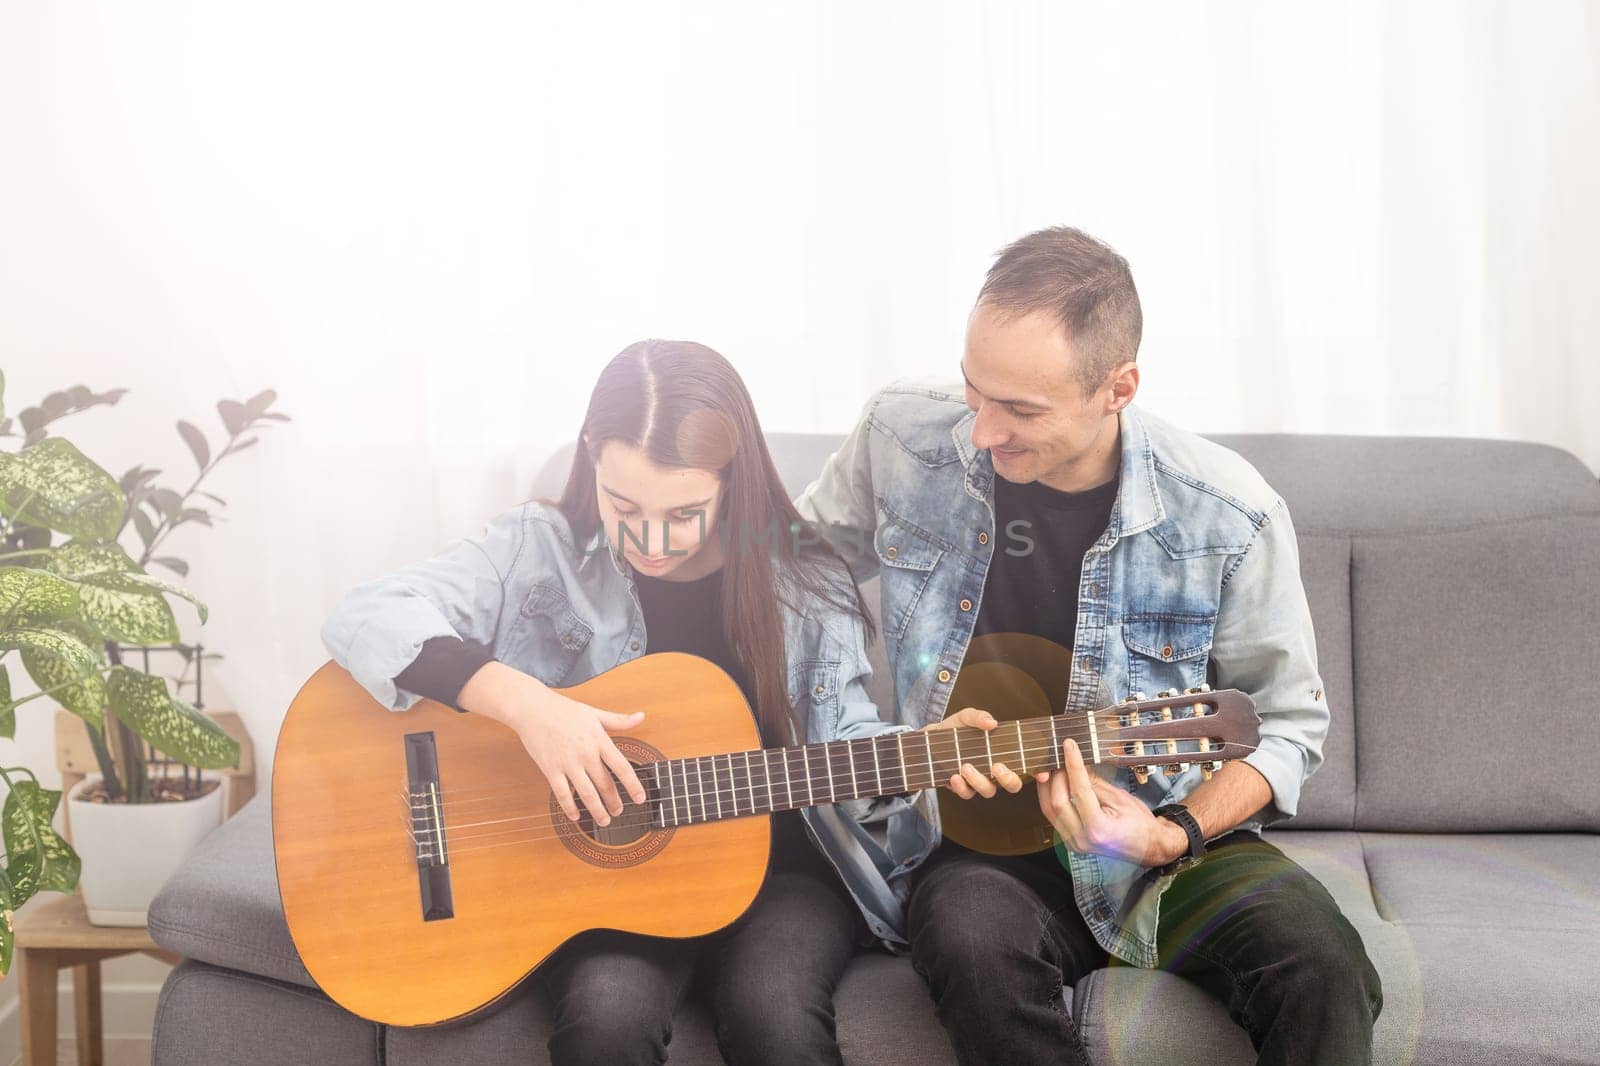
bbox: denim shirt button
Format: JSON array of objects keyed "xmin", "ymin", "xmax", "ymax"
[
  {"xmin": 937, "ymin": 669, "xmax": 952, "ymax": 683},
  {"xmin": 977, "ymin": 531, "xmax": 989, "ymax": 545},
  {"xmin": 629, "ymin": 640, "xmax": 640, "ymax": 652},
  {"xmin": 1093, "ymin": 905, "xmax": 1112, "ymax": 922}
]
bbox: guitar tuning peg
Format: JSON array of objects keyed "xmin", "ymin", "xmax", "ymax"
[
  {"xmin": 1132, "ymin": 766, "xmax": 1150, "ymax": 785},
  {"xmin": 1156, "ymin": 689, "xmax": 1175, "ymax": 699},
  {"xmin": 1200, "ymin": 763, "xmax": 1215, "ymax": 781},
  {"xmin": 1163, "ymin": 763, "xmax": 1183, "ymax": 775}
]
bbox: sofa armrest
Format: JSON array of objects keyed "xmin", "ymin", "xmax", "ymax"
[{"xmin": 148, "ymin": 793, "xmax": 317, "ymax": 989}]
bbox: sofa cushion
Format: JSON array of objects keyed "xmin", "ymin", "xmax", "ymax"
[
  {"xmin": 1281, "ymin": 533, "xmax": 1356, "ymax": 829},
  {"xmin": 149, "ymin": 793, "xmax": 315, "ymax": 988},
  {"xmin": 1211, "ymin": 435, "xmax": 1600, "ymax": 534},
  {"xmin": 834, "ymin": 953, "xmax": 959, "ymax": 1066},
  {"xmin": 1361, "ymin": 832, "xmax": 1600, "ymax": 931},
  {"xmin": 153, "ymin": 958, "xmax": 379, "ymax": 1066},
  {"xmin": 1350, "ymin": 516, "xmax": 1600, "ymax": 831}
]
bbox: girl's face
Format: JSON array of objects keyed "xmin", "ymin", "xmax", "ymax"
[{"xmin": 591, "ymin": 440, "xmax": 725, "ymax": 579}]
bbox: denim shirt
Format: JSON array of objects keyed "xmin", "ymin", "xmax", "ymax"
[
  {"xmin": 793, "ymin": 380, "xmax": 1329, "ymax": 968},
  {"xmin": 320, "ymin": 500, "xmax": 937, "ymax": 946}
]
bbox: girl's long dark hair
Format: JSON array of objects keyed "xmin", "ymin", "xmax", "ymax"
[{"xmin": 555, "ymin": 339, "xmax": 876, "ymax": 742}]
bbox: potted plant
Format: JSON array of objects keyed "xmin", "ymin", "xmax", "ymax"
[{"xmin": 0, "ymin": 370, "xmax": 288, "ymax": 963}]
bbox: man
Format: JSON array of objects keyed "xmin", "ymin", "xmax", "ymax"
[{"xmin": 794, "ymin": 226, "xmax": 1382, "ymax": 1065}]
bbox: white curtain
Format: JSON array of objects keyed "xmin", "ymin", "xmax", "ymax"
[{"xmin": 2, "ymin": 0, "xmax": 1596, "ymax": 786}]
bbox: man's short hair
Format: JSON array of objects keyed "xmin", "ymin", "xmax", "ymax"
[{"xmin": 977, "ymin": 226, "xmax": 1143, "ymax": 396}]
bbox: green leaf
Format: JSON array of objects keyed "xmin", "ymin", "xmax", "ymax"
[
  {"xmin": 151, "ymin": 556, "xmax": 189, "ymax": 577},
  {"xmin": 2, "ymin": 780, "xmax": 80, "ymax": 907},
  {"xmin": 70, "ymin": 578, "xmax": 179, "ymax": 644},
  {"xmin": 150, "ymin": 487, "xmax": 183, "ymax": 522},
  {"xmin": 131, "ymin": 506, "xmax": 156, "ymax": 549},
  {"xmin": 43, "ymin": 539, "xmax": 134, "ymax": 580},
  {"xmin": 0, "ymin": 566, "xmax": 79, "ymax": 628},
  {"xmin": 43, "ymin": 538, "xmax": 204, "ymax": 636},
  {"xmin": 0, "ymin": 437, "xmax": 124, "ymax": 540},
  {"xmin": 0, "ymin": 625, "xmax": 104, "ymax": 727},
  {"xmin": 90, "ymin": 570, "xmax": 207, "ymax": 625},
  {"xmin": 0, "ymin": 625, "xmax": 100, "ymax": 665},
  {"xmin": 217, "ymin": 399, "xmax": 248, "ymax": 435},
  {"xmin": 0, "ymin": 665, "xmax": 12, "ymax": 740},
  {"xmin": 0, "ymin": 861, "xmax": 15, "ymax": 975},
  {"xmin": 107, "ymin": 667, "xmax": 238, "ymax": 769},
  {"xmin": 42, "ymin": 540, "xmax": 175, "ymax": 643},
  {"xmin": 176, "ymin": 420, "xmax": 209, "ymax": 470},
  {"xmin": 13, "ymin": 388, "xmax": 127, "ymax": 448},
  {"xmin": 19, "ymin": 639, "xmax": 106, "ymax": 727},
  {"xmin": 244, "ymin": 388, "xmax": 277, "ymax": 418}
]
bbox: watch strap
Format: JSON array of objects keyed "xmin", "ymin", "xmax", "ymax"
[{"xmin": 1152, "ymin": 803, "xmax": 1206, "ymax": 874}]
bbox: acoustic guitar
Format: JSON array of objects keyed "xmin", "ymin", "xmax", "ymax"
[{"xmin": 272, "ymin": 652, "xmax": 1259, "ymax": 1026}]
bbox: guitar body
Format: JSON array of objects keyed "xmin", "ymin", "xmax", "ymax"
[
  {"xmin": 273, "ymin": 653, "xmax": 768, "ymax": 1028},
  {"xmin": 936, "ymin": 633, "xmax": 1073, "ymax": 856}
]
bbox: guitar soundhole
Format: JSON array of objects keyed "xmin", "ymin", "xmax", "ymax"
[{"xmin": 552, "ymin": 736, "xmax": 675, "ymax": 869}]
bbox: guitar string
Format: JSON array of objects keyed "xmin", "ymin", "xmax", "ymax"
[
  {"xmin": 403, "ymin": 723, "xmax": 1241, "ymax": 823},
  {"xmin": 400, "ymin": 692, "xmax": 1225, "ymax": 804},
  {"xmin": 403, "ymin": 724, "xmax": 1236, "ymax": 819},
  {"xmin": 401, "ymin": 735, "xmax": 1259, "ymax": 852},
  {"xmin": 420, "ymin": 740, "xmax": 1258, "ymax": 861},
  {"xmin": 405, "ymin": 709, "xmax": 1224, "ymax": 806}
]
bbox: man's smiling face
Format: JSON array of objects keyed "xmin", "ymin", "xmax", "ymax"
[{"xmin": 961, "ymin": 300, "xmax": 1136, "ymax": 492}]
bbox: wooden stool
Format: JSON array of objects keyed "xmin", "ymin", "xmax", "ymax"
[
  {"xmin": 14, "ymin": 709, "xmax": 255, "ymax": 1066},
  {"xmin": 15, "ymin": 893, "xmax": 182, "ymax": 1066}
]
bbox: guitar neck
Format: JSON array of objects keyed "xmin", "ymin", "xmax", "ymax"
[{"xmin": 645, "ymin": 716, "xmax": 1076, "ymax": 828}]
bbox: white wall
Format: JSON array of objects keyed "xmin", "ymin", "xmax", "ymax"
[{"xmin": 0, "ymin": 0, "xmax": 1597, "ymax": 1043}]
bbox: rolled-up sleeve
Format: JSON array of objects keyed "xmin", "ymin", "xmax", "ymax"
[
  {"xmin": 321, "ymin": 506, "xmax": 526, "ymax": 711},
  {"xmin": 1209, "ymin": 499, "xmax": 1328, "ymax": 824}
]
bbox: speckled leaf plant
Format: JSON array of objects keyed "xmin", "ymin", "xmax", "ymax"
[{"xmin": 0, "ymin": 369, "xmax": 288, "ymax": 974}]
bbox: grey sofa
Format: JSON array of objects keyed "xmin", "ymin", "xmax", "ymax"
[{"xmin": 149, "ymin": 430, "xmax": 1600, "ymax": 1065}]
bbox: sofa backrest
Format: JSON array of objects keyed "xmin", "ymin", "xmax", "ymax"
[{"xmin": 531, "ymin": 432, "xmax": 1600, "ymax": 833}]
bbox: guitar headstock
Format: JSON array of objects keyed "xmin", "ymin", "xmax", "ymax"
[{"xmin": 1096, "ymin": 686, "xmax": 1260, "ymax": 784}]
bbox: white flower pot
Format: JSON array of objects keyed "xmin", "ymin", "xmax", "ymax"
[{"xmin": 66, "ymin": 773, "xmax": 226, "ymax": 926}]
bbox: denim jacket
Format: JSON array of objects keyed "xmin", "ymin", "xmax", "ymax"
[
  {"xmin": 794, "ymin": 380, "xmax": 1329, "ymax": 967},
  {"xmin": 320, "ymin": 500, "xmax": 937, "ymax": 945}
]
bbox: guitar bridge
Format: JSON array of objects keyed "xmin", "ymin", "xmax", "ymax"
[{"xmin": 405, "ymin": 732, "xmax": 455, "ymax": 922}]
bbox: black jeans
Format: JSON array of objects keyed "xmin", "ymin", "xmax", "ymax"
[
  {"xmin": 538, "ymin": 812, "xmax": 864, "ymax": 1066},
  {"xmin": 908, "ymin": 831, "xmax": 1383, "ymax": 1066}
]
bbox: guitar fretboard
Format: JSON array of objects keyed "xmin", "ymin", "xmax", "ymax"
[{"xmin": 644, "ymin": 719, "xmax": 1074, "ymax": 827}]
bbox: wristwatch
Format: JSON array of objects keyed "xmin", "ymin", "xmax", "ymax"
[{"xmin": 1152, "ymin": 803, "xmax": 1206, "ymax": 876}]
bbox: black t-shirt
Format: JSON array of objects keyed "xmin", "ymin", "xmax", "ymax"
[
  {"xmin": 948, "ymin": 472, "xmax": 1118, "ymax": 869},
  {"xmin": 971, "ymin": 473, "xmax": 1120, "ymax": 650},
  {"xmin": 630, "ymin": 568, "xmax": 755, "ymax": 710}
]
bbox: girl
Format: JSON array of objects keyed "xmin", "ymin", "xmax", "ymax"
[{"xmin": 322, "ymin": 339, "xmax": 970, "ymax": 1066}]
